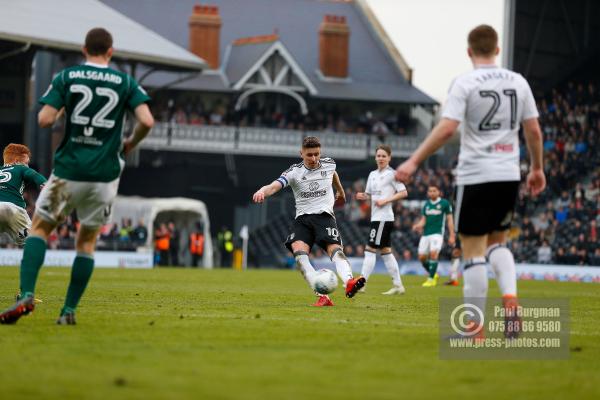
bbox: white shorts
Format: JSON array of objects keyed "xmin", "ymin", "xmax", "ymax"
[
  {"xmin": 0, "ymin": 201, "xmax": 32, "ymax": 246},
  {"xmin": 36, "ymin": 175, "xmax": 119, "ymax": 229},
  {"xmin": 418, "ymin": 234, "xmax": 443, "ymax": 255}
]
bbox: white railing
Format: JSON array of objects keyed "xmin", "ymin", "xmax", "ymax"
[{"xmin": 140, "ymin": 123, "xmax": 422, "ymax": 159}]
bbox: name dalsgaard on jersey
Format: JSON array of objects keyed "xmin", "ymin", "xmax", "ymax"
[{"xmin": 67, "ymin": 70, "xmax": 123, "ymax": 84}]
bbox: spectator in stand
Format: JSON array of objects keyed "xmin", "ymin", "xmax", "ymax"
[
  {"xmin": 555, "ymin": 206, "xmax": 568, "ymax": 224},
  {"xmin": 119, "ymin": 218, "xmax": 133, "ymax": 242},
  {"xmin": 131, "ymin": 219, "xmax": 148, "ymax": 246},
  {"xmin": 189, "ymin": 222, "xmax": 205, "ymax": 268},
  {"xmin": 154, "ymin": 223, "xmax": 170, "ymax": 266},
  {"xmin": 590, "ymin": 248, "xmax": 600, "ymax": 266},
  {"xmin": 537, "ymin": 240, "xmax": 552, "ymax": 264},
  {"xmin": 167, "ymin": 222, "xmax": 180, "ymax": 266},
  {"xmin": 402, "ymin": 249, "xmax": 412, "ymax": 263}
]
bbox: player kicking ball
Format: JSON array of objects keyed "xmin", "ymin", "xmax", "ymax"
[
  {"xmin": 252, "ymin": 136, "xmax": 365, "ymax": 306},
  {"xmin": 355, "ymin": 145, "xmax": 407, "ymax": 295},
  {"xmin": 0, "ymin": 27, "xmax": 154, "ymax": 325},
  {"xmin": 412, "ymin": 185, "xmax": 455, "ymax": 287}
]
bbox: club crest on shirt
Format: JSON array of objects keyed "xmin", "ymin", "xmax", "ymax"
[{"xmin": 321, "ymin": 171, "xmax": 327, "ymax": 177}]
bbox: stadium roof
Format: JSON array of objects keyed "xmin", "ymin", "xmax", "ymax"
[
  {"xmin": 101, "ymin": 0, "xmax": 437, "ymax": 105},
  {"xmin": 0, "ymin": 0, "xmax": 207, "ymax": 72}
]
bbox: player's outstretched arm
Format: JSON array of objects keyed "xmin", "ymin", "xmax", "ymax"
[
  {"xmin": 396, "ymin": 118, "xmax": 459, "ymax": 181},
  {"xmin": 522, "ymin": 118, "xmax": 546, "ymax": 196},
  {"xmin": 124, "ymin": 104, "xmax": 155, "ymax": 155},
  {"xmin": 375, "ymin": 190, "xmax": 407, "ymax": 207},
  {"xmin": 253, "ymin": 181, "xmax": 283, "ymax": 203},
  {"xmin": 38, "ymin": 105, "xmax": 61, "ymax": 128}
]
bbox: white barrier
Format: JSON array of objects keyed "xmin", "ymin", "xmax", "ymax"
[
  {"xmin": 312, "ymin": 257, "xmax": 600, "ymax": 284},
  {"xmin": 0, "ymin": 249, "xmax": 153, "ymax": 269}
]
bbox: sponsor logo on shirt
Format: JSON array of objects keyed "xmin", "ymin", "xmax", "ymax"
[
  {"xmin": 300, "ymin": 190, "xmax": 327, "ymax": 198},
  {"xmin": 426, "ymin": 208, "xmax": 443, "ymax": 216}
]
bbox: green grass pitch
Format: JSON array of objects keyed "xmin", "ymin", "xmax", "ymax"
[{"xmin": 0, "ymin": 267, "xmax": 599, "ymax": 400}]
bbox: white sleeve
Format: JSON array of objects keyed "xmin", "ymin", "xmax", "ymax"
[
  {"xmin": 278, "ymin": 166, "xmax": 296, "ymax": 188},
  {"xmin": 393, "ymin": 180, "xmax": 407, "ymax": 193},
  {"xmin": 442, "ymin": 77, "xmax": 467, "ymax": 122},
  {"xmin": 365, "ymin": 173, "xmax": 373, "ymax": 194},
  {"xmin": 521, "ymin": 78, "xmax": 539, "ymax": 121}
]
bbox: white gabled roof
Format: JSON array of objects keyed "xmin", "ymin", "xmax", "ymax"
[{"xmin": 0, "ymin": 0, "xmax": 207, "ymax": 71}]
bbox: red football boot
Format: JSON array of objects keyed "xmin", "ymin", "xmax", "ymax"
[
  {"xmin": 312, "ymin": 295, "xmax": 334, "ymax": 307},
  {"xmin": 503, "ymin": 295, "xmax": 521, "ymax": 339},
  {"xmin": 345, "ymin": 276, "xmax": 366, "ymax": 298}
]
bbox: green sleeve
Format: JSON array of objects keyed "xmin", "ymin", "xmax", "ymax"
[
  {"xmin": 24, "ymin": 168, "xmax": 47, "ymax": 187},
  {"xmin": 444, "ymin": 199, "xmax": 453, "ymax": 214},
  {"xmin": 126, "ymin": 75, "xmax": 151, "ymax": 110},
  {"xmin": 39, "ymin": 71, "xmax": 66, "ymax": 109},
  {"xmin": 421, "ymin": 203, "xmax": 426, "ymax": 216}
]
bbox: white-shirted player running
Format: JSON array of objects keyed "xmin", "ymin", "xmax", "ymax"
[
  {"xmin": 396, "ymin": 25, "xmax": 545, "ymax": 339},
  {"xmin": 356, "ymin": 145, "xmax": 407, "ymax": 294},
  {"xmin": 252, "ymin": 136, "xmax": 366, "ymax": 306}
]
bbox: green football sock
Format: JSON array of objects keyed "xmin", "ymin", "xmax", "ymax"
[
  {"xmin": 421, "ymin": 260, "xmax": 430, "ymax": 274},
  {"xmin": 19, "ymin": 236, "xmax": 47, "ymax": 297},
  {"xmin": 428, "ymin": 260, "xmax": 439, "ymax": 278},
  {"xmin": 62, "ymin": 254, "xmax": 95, "ymax": 315}
]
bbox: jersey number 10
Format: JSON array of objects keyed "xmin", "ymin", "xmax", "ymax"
[
  {"xmin": 70, "ymin": 85, "xmax": 119, "ymax": 134},
  {"xmin": 478, "ymin": 89, "xmax": 517, "ymax": 131}
]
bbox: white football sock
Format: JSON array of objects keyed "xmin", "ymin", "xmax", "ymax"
[
  {"xmin": 487, "ymin": 244, "xmax": 517, "ymax": 297},
  {"xmin": 462, "ymin": 258, "xmax": 488, "ymax": 324},
  {"xmin": 450, "ymin": 257, "xmax": 460, "ymax": 281},
  {"xmin": 361, "ymin": 250, "xmax": 377, "ymax": 281},
  {"xmin": 381, "ymin": 252, "xmax": 403, "ymax": 288},
  {"xmin": 332, "ymin": 249, "xmax": 353, "ymax": 285},
  {"xmin": 294, "ymin": 252, "xmax": 316, "ymax": 287}
]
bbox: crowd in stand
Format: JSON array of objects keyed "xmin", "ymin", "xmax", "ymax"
[
  {"xmin": 338, "ymin": 82, "xmax": 600, "ymax": 266},
  {"xmin": 151, "ymin": 95, "xmax": 413, "ymax": 136}
]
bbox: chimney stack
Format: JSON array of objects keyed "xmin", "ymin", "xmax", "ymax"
[
  {"xmin": 319, "ymin": 15, "xmax": 350, "ymax": 78},
  {"xmin": 189, "ymin": 4, "xmax": 222, "ymax": 69}
]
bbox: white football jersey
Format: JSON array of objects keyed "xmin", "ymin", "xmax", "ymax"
[
  {"xmin": 365, "ymin": 167, "xmax": 407, "ymax": 222},
  {"xmin": 442, "ymin": 65, "xmax": 539, "ymax": 185},
  {"xmin": 277, "ymin": 158, "xmax": 336, "ymax": 218}
]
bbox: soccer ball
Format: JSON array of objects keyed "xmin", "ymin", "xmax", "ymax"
[{"xmin": 312, "ymin": 269, "xmax": 338, "ymax": 294}]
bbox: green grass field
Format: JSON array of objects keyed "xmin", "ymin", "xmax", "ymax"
[{"xmin": 0, "ymin": 267, "xmax": 599, "ymax": 400}]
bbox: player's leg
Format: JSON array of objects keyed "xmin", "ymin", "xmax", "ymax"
[
  {"xmin": 380, "ymin": 246, "xmax": 405, "ymax": 295},
  {"xmin": 359, "ymin": 246, "xmax": 377, "ymax": 293},
  {"xmin": 57, "ymin": 226, "xmax": 100, "ymax": 324},
  {"xmin": 444, "ymin": 245, "xmax": 461, "ymax": 285},
  {"xmin": 56, "ymin": 179, "xmax": 117, "ymax": 324},
  {"xmin": 326, "ymin": 244, "xmax": 365, "ymax": 298},
  {"xmin": 290, "ymin": 240, "xmax": 316, "ymax": 285},
  {"xmin": 486, "ymin": 230, "xmax": 516, "ymax": 296},
  {"xmin": 487, "ymin": 229, "xmax": 520, "ymax": 337},
  {"xmin": 360, "ymin": 222, "xmax": 380, "ymax": 282},
  {"xmin": 417, "ymin": 236, "xmax": 430, "ymax": 275},
  {"xmin": 452, "ymin": 183, "xmax": 492, "ymax": 337},
  {"xmin": 0, "ymin": 214, "xmax": 56, "ymax": 324},
  {"xmin": 19, "ymin": 176, "xmax": 70, "ymax": 300},
  {"xmin": 460, "ymin": 234, "xmax": 489, "ymax": 333}
]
